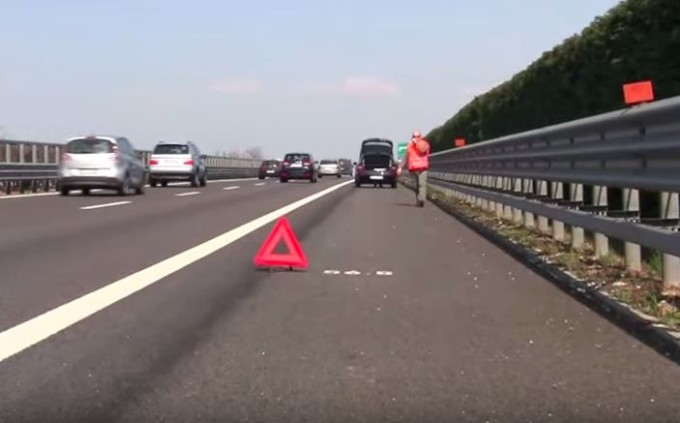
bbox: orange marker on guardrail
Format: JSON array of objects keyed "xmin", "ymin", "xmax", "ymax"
[{"xmin": 623, "ymin": 80, "xmax": 655, "ymax": 106}]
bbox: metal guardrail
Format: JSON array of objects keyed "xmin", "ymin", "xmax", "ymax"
[
  {"xmin": 428, "ymin": 95, "xmax": 680, "ymax": 292},
  {"xmin": 0, "ymin": 140, "xmax": 261, "ymax": 195}
]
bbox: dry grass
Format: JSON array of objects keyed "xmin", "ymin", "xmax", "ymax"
[{"xmin": 420, "ymin": 182, "xmax": 680, "ymax": 330}]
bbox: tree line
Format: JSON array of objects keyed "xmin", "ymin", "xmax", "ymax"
[{"xmin": 426, "ymin": 0, "xmax": 680, "ymax": 151}]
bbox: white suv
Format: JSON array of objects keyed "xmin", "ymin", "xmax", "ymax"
[{"xmin": 148, "ymin": 141, "xmax": 207, "ymax": 187}]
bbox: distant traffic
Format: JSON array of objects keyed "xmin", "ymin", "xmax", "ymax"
[{"xmin": 56, "ymin": 134, "xmax": 400, "ymax": 196}]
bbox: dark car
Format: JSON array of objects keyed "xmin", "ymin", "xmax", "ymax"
[
  {"xmin": 258, "ymin": 159, "xmax": 281, "ymax": 179},
  {"xmin": 280, "ymin": 152, "xmax": 318, "ymax": 183},
  {"xmin": 338, "ymin": 158, "xmax": 353, "ymax": 176},
  {"xmin": 354, "ymin": 138, "xmax": 398, "ymax": 188}
]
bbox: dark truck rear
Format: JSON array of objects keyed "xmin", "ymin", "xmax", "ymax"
[{"xmin": 355, "ymin": 138, "xmax": 398, "ymax": 188}]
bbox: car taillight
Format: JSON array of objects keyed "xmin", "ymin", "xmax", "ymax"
[
  {"xmin": 303, "ymin": 160, "xmax": 311, "ymax": 166},
  {"xmin": 110, "ymin": 145, "xmax": 120, "ymax": 160},
  {"xmin": 184, "ymin": 159, "xmax": 194, "ymax": 165},
  {"xmin": 283, "ymin": 161, "xmax": 290, "ymax": 166},
  {"xmin": 149, "ymin": 159, "xmax": 159, "ymax": 165}
]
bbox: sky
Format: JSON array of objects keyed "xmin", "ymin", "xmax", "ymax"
[{"xmin": 0, "ymin": 0, "xmax": 622, "ymax": 160}]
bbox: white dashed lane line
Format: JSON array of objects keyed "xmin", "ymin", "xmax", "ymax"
[
  {"xmin": 322, "ymin": 269, "xmax": 394, "ymax": 277},
  {"xmin": 175, "ymin": 191, "xmax": 200, "ymax": 197},
  {"xmin": 254, "ymin": 182, "xmax": 266, "ymax": 187},
  {"xmin": 223, "ymin": 186, "xmax": 240, "ymax": 191},
  {"xmin": 80, "ymin": 201, "xmax": 132, "ymax": 210}
]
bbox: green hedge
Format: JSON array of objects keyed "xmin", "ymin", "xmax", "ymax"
[{"xmin": 427, "ymin": 0, "xmax": 680, "ymax": 152}]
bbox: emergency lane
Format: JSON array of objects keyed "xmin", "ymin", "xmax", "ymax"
[
  {"xmin": 0, "ymin": 177, "xmax": 347, "ymax": 334},
  {"xmin": 1, "ymin": 183, "xmax": 679, "ymax": 422}
]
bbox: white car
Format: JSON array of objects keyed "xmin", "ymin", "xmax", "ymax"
[{"xmin": 318, "ymin": 159, "xmax": 341, "ymax": 178}]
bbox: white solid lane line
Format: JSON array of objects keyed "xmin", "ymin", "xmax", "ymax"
[
  {"xmin": 254, "ymin": 182, "xmax": 266, "ymax": 186},
  {"xmin": 0, "ymin": 179, "xmax": 354, "ymax": 363},
  {"xmin": 0, "ymin": 178, "xmax": 259, "ymax": 201},
  {"xmin": 80, "ymin": 201, "xmax": 132, "ymax": 210},
  {"xmin": 175, "ymin": 191, "xmax": 200, "ymax": 197},
  {"xmin": 223, "ymin": 186, "xmax": 240, "ymax": 191}
]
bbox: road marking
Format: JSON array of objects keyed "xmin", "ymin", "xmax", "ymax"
[
  {"xmin": 0, "ymin": 179, "xmax": 354, "ymax": 363},
  {"xmin": 0, "ymin": 192, "xmax": 58, "ymax": 200},
  {"xmin": 224, "ymin": 186, "xmax": 240, "ymax": 191},
  {"xmin": 0, "ymin": 178, "xmax": 259, "ymax": 200},
  {"xmin": 80, "ymin": 201, "xmax": 131, "ymax": 210},
  {"xmin": 175, "ymin": 191, "xmax": 200, "ymax": 197},
  {"xmin": 254, "ymin": 182, "xmax": 266, "ymax": 187},
  {"xmin": 322, "ymin": 269, "xmax": 394, "ymax": 276}
]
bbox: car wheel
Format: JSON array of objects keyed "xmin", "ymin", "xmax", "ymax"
[
  {"xmin": 200, "ymin": 174, "xmax": 207, "ymax": 187},
  {"xmin": 82, "ymin": 188, "xmax": 90, "ymax": 196},
  {"xmin": 135, "ymin": 180, "xmax": 145, "ymax": 195},
  {"xmin": 258, "ymin": 175, "xmax": 265, "ymax": 180},
  {"xmin": 60, "ymin": 187, "xmax": 70, "ymax": 196},
  {"xmin": 161, "ymin": 181, "xmax": 168, "ymax": 187},
  {"xmin": 150, "ymin": 178, "xmax": 157, "ymax": 188},
  {"xmin": 354, "ymin": 179, "xmax": 361, "ymax": 188},
  {"xmin": 391, "ymin": 180, "xmax": 397, "ymax": 188},
  {"xmin": 118, "ymin": 175, "xmax": 130, "ymax": 196},
  {"xmin": 280, "ymin": 178, "xmax": 288, "ymax": 183},
  {"xmin": 190, "ymin": 172, "xmax": 200, "ymax": 188}
]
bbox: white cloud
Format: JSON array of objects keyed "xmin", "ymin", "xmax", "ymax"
[
  {"xmin": 340, "ymin": 77, "xmax": 400, "ymax": 97},
  {"xmin": 209, "ymin": 78, "xmax": 262, "ymax": 94},
  {"xmin": 297, "ymin": 77, "xmax": 401, "ymax": 98}
]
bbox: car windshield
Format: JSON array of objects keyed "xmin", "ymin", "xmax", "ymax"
[
  {"xmin": 285, "ymin": 154, "xmax": 310, "ymax": 162},
  {"xmin": 262, "ymin": 160, "xmax": 279, "ymax": 168},
  {"xmin": 153, "ymin": 144, "xmax": 189, "ymax": 154},
  {"xmin": 320, "ymin": 160, "xmax": 337, "ymax": 164},
  {"xmin": 66, "ymin": 138, "xmax": 114, "ymax": 154}
]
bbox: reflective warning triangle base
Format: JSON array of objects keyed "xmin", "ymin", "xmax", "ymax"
[{"xmin": 253, "ymin": 217, "xmax": 308, "ymax": 270}]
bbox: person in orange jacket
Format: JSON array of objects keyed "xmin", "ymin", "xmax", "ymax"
[{"xmin": 397, "ymin": 130, "xmax": 430, "ymax": 207}]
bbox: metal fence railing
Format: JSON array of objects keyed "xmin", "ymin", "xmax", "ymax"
[
  {"xmin": 0, "ymin": 140, "xmax": 261, "ymax": 195},
  {"xmin": 426, "ymin": 95, "xmax": 680, "ymax": 291}
]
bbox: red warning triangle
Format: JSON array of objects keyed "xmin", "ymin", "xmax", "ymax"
[{"xmin": 253, "ymin": 217, "xmax": 308, "ymax": 270}]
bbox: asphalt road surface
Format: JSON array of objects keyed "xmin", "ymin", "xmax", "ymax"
[{"xmin": 1, "ymin": 177, "xmax": 680, "ymax": 422}]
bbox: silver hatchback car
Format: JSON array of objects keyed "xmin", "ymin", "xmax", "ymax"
[{"xmin": 58, "ymin": 135, "xmax": 146, "ymax": 196}]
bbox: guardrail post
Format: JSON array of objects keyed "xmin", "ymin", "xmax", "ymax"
[
  {"xmin": 660, "ymin": 191, "xmax": 680, "ymax": 292},
  {"xmin": 495, "ymin": 177, "xmax": 504, "ymax": 218},
  {"xmin": 503, "ymin": 177, "xmax": 513, "ymax": 220},
  {"xmin": 475, "ymin": 175, "xmax": 484, "ymax": 208},
  {"xmin": 487, "ymin": 176, "xmax": 496, "ymax": 212},
  {"xmin": 551, "ymin": 182, "xmax": 565, "ymax": 241},
  {"xmin": 481, "ymin": 176, "xmax": 491, "ymax": 211},
  {"xmin": 623, "ymin": 188, "xmax": 641, "ymax": 272},
  {"xmin": 570, "ymin": 183, "xmax": 585, "ymax": 250},
  {"xmin": 513, "ymin": 178, "xmax": 523, "ymax": 224},
  {"xmin": 523, "ymin": 179, "xmax": 535, "ymax": 228},
  {"xmin": 537, "ymin": 180, "xmax": 550, "ymax": 234},
  {"xmin": 592, "ymin": 185, "xmax": 609, "ymax": 258}
]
